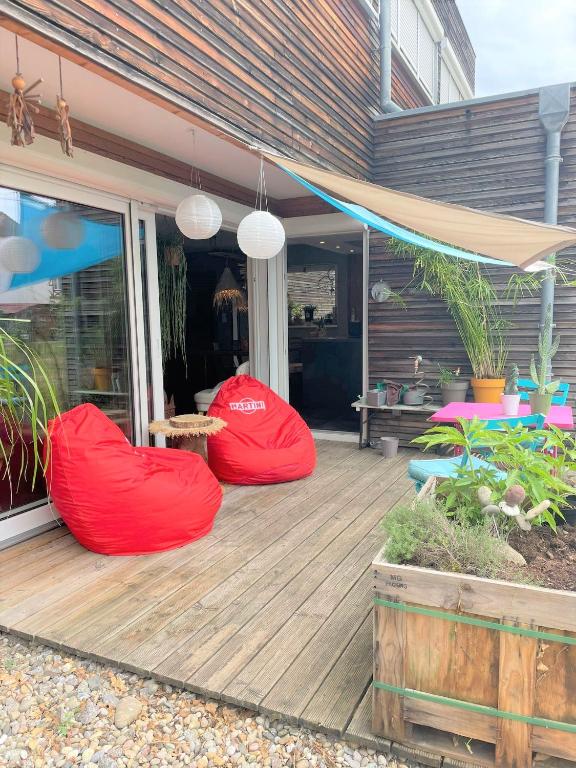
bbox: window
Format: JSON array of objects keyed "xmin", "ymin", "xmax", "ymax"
[{"xmin": 0, "ymin": 188, "xmax": 133, "ymax": 517}]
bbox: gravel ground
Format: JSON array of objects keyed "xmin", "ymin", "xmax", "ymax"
[{"xmin": 0, "ymin": 633, "xmax": 406, "ymax": 768}]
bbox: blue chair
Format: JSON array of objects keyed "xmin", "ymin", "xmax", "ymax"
[
  {"xmin": 408, "ymin": 414, "xmax": 545, "ymax": 491},
  {"xmin": 517, "ymin": 378, "xmax": 569, "ymax": 405}
]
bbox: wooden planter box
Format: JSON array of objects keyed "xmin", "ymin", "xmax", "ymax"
[{"xmin": 372, "ymin": 548, "xmax": 576, "ymax": 768}]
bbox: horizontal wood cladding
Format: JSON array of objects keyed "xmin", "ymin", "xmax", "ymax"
[
  {"xmin": 431, "ymin": 0, "xmax": 475, "ymax": 90},
  {"xmin": 369, "ymin": 91, "xmax": 576, "ymax": 446},
  {"xmin": 3, "ymin": 0, "xmax": 381, "ymax": 178}
]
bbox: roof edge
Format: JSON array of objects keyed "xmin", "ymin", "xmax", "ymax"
[{"xmin": 374, "ymin": 81, "xmax": 576, "ymax": 121}]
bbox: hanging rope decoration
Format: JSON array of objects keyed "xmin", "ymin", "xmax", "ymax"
[
  {"xmin": 56, "ymin": 56, "xmax": 73, "ymax": 157},
  {"xmin": 7, "ymin": 36, "xmax": 43, "ymax": 147}
]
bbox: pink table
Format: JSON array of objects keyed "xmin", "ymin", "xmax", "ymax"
[{"xmin": 430, "ymin": 401, "xmax": 574, "ymax": 430}]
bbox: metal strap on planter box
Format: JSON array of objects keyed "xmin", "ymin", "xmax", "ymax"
[
  {"xmin": 372, "ymin": 681, "xmax": 576, "ymax": 734},
  {"xmin": 373, "ymin": 597, "xmax": 576, "ymax": 735},
  {"xmin": 374, "ymin": 597, "xmax": 576, "ymax": 646}
]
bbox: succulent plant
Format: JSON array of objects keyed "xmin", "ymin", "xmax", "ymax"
[
  {"xmin": 504, "ymin": 364, "xmax": 520, "ymax": 395},
  {"xmin": 530, "ymin": 306, "xmax": 560, "ymax": 395}
]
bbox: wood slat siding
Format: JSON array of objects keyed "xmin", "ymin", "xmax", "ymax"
[
  {"xmin": 3, "ymin": 0, "xmax": 378, "ymax": 177},
  {"xmin": 430, "ymin": 0, "xmax": 475, "ymax": 91},
  {"xmin": 369, "ymin": 90, "xmax": 576, "ymax": 446}
]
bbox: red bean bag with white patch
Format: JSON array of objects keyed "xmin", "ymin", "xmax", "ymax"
[
  {"xmin": 45, "ymin": 403, "xmax": 222, "ymax": 556},
  {"xmin": 207, "ymin": 375, "xmax": 316, "ymax": 484}
]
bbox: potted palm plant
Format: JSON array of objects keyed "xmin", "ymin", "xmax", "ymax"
[
  {"xmin": 529, "ymin": 306, "xmax": 560, "ymax": 416},
  {"xmin": 393, "ymin": 243, "xmax": 507, "ymax": 402}
]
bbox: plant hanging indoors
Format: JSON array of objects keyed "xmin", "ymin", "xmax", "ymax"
[{"xmin": 158, "ymin": 233, "xmax": 187, "ymax": 369}]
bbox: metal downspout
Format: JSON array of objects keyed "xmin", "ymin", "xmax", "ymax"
[
  {"xmin": 538, "ymin": 84, "xmax": 571, "ymax": 374},
  {"xmin": 379, "ymin": 0, "xmax": 402, "ymax": 113}
]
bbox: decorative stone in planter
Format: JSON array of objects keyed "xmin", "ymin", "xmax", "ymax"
[{"xmin": 372, "ymin": 547, "xmax": 576, "ymax": 768}]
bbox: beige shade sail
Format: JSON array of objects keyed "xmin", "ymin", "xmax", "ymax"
[{"xmin": 263, "ymin": 152, "xmax": 576, "ymax": 269}]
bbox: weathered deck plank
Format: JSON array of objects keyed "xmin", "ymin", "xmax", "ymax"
[{"xmin": 0, "ymin": 443, "xmax": 413, "ymax": 749}]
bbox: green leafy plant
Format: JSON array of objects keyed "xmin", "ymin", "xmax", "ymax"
[
  {"xmin": 381, "ymin": 498, "xmax": 514, "ymax": 580},
  {"xmin": 529, "ymin": 306, "xmax": 560, "ymax": 395},
  {"xmin": 391, "ymin": 242, "xmax": 507, "ymax": 379},
  {"xmin": 413, "ymin": 417, "xmax": 576, "ymax": 528},
  {"xmin": 504, "ymin": 364, "xmax": 519, "ymax": 395},
  {"xmin": 0, "ymin": 319, "xmax": 60, "ymax": 504},
  {"xmin": 437, "ymin": 365, "xmax": 463, "ymax": 386}
]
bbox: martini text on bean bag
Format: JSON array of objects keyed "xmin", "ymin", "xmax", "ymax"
[{"xmin": 207, "ymin": 375, "xmax": 316, "ymax": 484}]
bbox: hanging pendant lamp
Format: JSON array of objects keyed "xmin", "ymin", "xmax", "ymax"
[
  {"xmin": 213, "ymin": 266, "xmax": 243, "ymax": 310},
  {"xmin": 0, "ymin": 236, "xmax": 40, "ymax": 274},
  {"xmin": 237, "ymin": 157, "xmax": 285, "ymax": 260},
  {"xmin": 175, "ymin": 130, "xmax": 222, "ymax": 240}
]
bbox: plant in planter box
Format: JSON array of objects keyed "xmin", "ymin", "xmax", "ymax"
[
  {"xmin": 413, "ymin": 417, "xmax": 576, "ymax": 528},
  {"xmin": 391, "ymin": 242, "xmax": 507, "ymax": 402},
  {"xmin": 437, "ymin": 365, "xmax": 468, "ymax": 405},
  {"xmin": 529, "ymin": 306, "xmax": 560, "ymax": 416},
  {"xmin": 373, "ymin": 417, "xmax": 576, "ymax": 764},
  {"xmin": 501, "ymin": 363, "xmax": 520, "ymax": 415}
]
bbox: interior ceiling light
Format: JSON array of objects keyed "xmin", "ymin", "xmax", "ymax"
[
  {"xmin": 319, "ymin": 240, "xmax": 325, "ymax": 244},
  {"xmin": 213, "ymin": 266, "xmax": 245, "ymax": 310},
  {"xmin": 335, "ymin": 245, "xmax": 341, "ymax": 249}
]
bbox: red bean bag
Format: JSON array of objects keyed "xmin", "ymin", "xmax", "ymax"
[
  {"xmin": 45, "ymin": 403, "xmax": 222, "ymax": 556},
  {"xmin": 207, "ymin": 375, "xmax": 316, "ymax": 484}
]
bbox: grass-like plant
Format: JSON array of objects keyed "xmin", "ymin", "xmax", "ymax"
[
  {"xmin": 381, "ymin": 498, "xmax": 515, "ymax": 580},
  {"xmin": 391, "ymin": 242, "xmax": 507, "ymax": 379},
  {"xmin": 0, "ymin": 319, "xmax": 60, "ymax": 505}
]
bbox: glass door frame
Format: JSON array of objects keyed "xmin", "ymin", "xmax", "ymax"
[{"xmin": 0, "ymin": 166, "xmax": 155, "ymax": 546}]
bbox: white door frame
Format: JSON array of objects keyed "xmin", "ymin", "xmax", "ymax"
[{"xmin": 0, "ymin": 166, "xmax": 151, "ymax": 546}]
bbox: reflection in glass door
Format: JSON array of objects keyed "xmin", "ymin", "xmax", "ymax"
[{"xmin": 0, "ymin": 187, "xmax": 133, "ymax": 520}]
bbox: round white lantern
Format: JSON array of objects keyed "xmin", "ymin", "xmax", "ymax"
[
  {"xmin": 237, "ymin": 210, "xmax": 285, "ymax": 260},
  {"xmin": 175, "ymin": 194, "xmax": 222, "ymax": 240},
  {"xmin": 41, "ymin": 211, "xmax": 85, "ymax": 250},
  {"xmin": 0, "ymin": 236, "xmax": 40, "ymax": 274},
  {"xmin": 0, "ymin": 267, "xmax": 13, "ymax": 293}
]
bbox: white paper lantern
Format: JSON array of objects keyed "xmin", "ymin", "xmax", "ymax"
[
  {"xmin": 0, "ymin": 267, "xmax": 13, "ymax": 293},
  {"xmin": 237, "ymin": 211, "xmax": 285, "ymax": 260},
  {"xmin": 175, "ymin": 194, "xmax": 222, "ymax": 240},
  {"xmin": 41, "ymin": 211, "xmax": 85, "ymax": 250},
  {"xmin": 0, "ymin": 236, "xmax": 40, "ymax": 274}
]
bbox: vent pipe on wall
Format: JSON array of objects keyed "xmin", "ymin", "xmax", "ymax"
[
  {"xmin": 379, "ymin": 0, "xmax": 402, "ymax": 113},
  {"xmin": 538, "ymin": 84, "xmax": 571, "ymax": 373}
]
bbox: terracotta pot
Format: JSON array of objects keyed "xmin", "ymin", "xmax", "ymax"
[
  {"xmin": 93, "ymin": 367, "xmax": 112, "ymax": 392},
  {"xmin": 471, "ymin": 377, "xmax": 505, "ymax": 403},
  {"xmin": 529, "ymin": 391, "xmax": 553, "ymax": 416},
  {"xmin": 500, "ymin": 393, "xmax": 520, "ymax": 416}
]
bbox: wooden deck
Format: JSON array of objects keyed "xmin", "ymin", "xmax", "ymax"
[{"xmin": 0, "ymin": 442, "xmax": 413, "ymax": 752}]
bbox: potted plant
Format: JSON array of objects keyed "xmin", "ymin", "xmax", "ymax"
[
  {"xmin": 303, "ymin": 304, "xmax": 316, "ymax": 322},
  {"xmin": 437, "ymin": 365, "xmax": 469, "ymax": 405},
  {"xmin": 372, "ymin": 418, "xmax": 576, "ymax": 766},
  {"xmin": 529, "ymin": 306, "xmax": 560, "ymax": 416},
  {"xmin": 393, "ymin": 244, "xmax": 507, "ymax": 402},
  {"xmin": 501, "ymin": 362, "xmax": 520, "ymax": 415}
]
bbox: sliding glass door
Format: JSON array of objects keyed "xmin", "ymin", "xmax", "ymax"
[{"xmin": 0, "ymin": 176, "xmax": 156, "ymax": 545}]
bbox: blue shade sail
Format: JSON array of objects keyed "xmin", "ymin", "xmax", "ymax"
[
  {"xmin": 278, "ymin": 165, "xmax": 514, "ymax": 267},
  {"xmin": 6, "ymin": 196, "xmax": 123, "ymax": 291}
]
